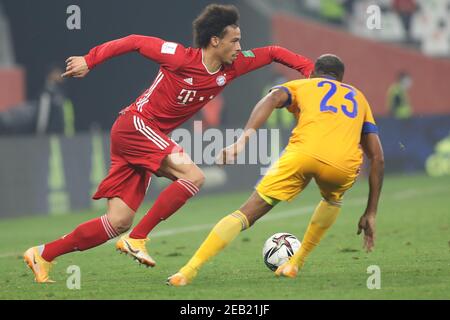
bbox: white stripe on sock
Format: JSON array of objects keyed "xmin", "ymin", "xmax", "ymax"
[
  {"xmin": 101, "ymin": 215, "xmax": 118, "ymax": 238},
  {"xmin": 177, "ymin": 180, "xmax": 197, "ymax": 196},
  {"xmin": 178, "ymin": 179, "xmax": 199, "ymax": 193}
]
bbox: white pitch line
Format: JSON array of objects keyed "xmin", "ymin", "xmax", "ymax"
[
  {"xmin": 0, "ymin": 185, "xmax": 446, "ymax": 259},
  {"xmin": 149, "ymin": 195, "xmax": 369, "ymax": 238}
]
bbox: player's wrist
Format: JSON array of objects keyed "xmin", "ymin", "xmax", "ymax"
[
  {"xmin": 364, "ymin": 209, "xmax": 377, "ymax": 217},
  {"xmin": 83, "ymin": 55, "xmax": 94, "ymax": 70}
]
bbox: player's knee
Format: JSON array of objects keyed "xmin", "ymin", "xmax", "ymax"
[
  {"xmin": 106, "ymin": 198, "xmax": 135, "ymax": 234},
  {"xmin": 185, "ymin": 169, "xmax": 205, "ymax": 189},
  {"xmin": 114, "ymin": 219, "xmax": 133, "ymax": 234},
  {"xmin": 107, "ymin": 212, "xmax": 133, "ymax": 235},
  {"xmin": 321, "ymin": 197, "xmax": 342, "ymax": 208},
  {"xmin": 194, "ymin": 172, "xmax": 205, "ymax": 188}
]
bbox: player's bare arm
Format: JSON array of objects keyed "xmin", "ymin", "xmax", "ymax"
[
  {"xmin": 358, "ymin": 132, "xmax": 384, "ymax": 252},
  {"xmin": 217, "ymin": 88, "xmax": 289, "ymax": 164}
]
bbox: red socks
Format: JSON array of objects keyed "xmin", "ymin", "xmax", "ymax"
[
  {"xmin": 41, "ymin": 214, "xmax": 119, "ymax": 262},
  {"xmin": 40, "ymin": 179, "xmax": 199, "ymax": 261},
  {"xmin": 129, "ymin": 179, "xmax": 199, "ymax": 239}
]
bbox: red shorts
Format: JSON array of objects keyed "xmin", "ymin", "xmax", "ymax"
[{"xmin": 93, "ymin": 111, "xmax": 182, "ymax": 211}]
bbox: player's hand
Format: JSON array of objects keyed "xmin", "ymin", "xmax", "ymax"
[
  {"xmin": 62, "ymin": 56, "xmax": 89, "ymax": 78},
  {"xmin": 357, "ymin": 213, "xmax": 376, "ymax": 252},
  {"xmin": 216, "ymin": 141, "xmax": 245, "ymax": 166}
]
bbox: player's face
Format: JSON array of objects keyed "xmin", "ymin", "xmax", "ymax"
[{"xmin": 218, "ymin": 26, "xmax": 241, "ymax": 64}]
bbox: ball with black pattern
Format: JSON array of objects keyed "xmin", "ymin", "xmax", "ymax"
[{"xmin": 262, "ymin": 233, "xmax": 301, "ymax": 271}]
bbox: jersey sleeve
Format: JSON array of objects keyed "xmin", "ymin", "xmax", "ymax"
[
  {"xmin": 84, "ymin": 34, "xmax": 186, "ymax": 72},
  {"xmin": 269, "ymin": 80, "xmax": 300, "ymax": 113},
  {"xmin": 361, "ymin": 95, "xmax": 379, "ymax": 135},
  {"xmin": 233, "ymin": 46, "xmax": 313, "ymax": 78}
]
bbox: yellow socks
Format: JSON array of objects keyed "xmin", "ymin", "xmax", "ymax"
[
  {"xmin": 290, "ymin": 199, "xmax": 341, "ymax": 268},
  {"xmin": 178, "ymin": 200, "xmax": 340, "ymax": 280},
  {"xmin": 180, "ymin": 210, "xmax": 249, "ymax": 279}
]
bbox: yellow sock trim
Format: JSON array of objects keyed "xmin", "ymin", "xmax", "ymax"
[
  {"xmin": 290, "ymin": 200, "xmax": 341, "ymax": 267},
  {"xmin": 231, "ymin": 210, "xmax": 250, "ymax": 230},
  {"xmin": 183, "ymin": 211, "xmax": 246, "ymax": 276}
]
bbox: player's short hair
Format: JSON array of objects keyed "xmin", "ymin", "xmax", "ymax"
[
  {"xmin": 193, "ymin": 4, "xmax": 240, "ymax": 48},
  {"xmin": 314, "ymin": 54, "xmax": 345, "ymax": 81}
]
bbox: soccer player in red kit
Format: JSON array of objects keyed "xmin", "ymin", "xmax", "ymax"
[{"xmin": 23, "ymin": 4, "xmax": 313, "ymax": 283}]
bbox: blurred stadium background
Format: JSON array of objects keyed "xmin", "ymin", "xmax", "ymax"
[
  {"xmin": 1, "ymin": 0, "xmax": 449, "ymax": 217},
  {"xmin": 0, "ymin": 0, "xmax": 449, "ymax": 299}
]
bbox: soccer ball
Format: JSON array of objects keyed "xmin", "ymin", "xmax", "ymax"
[{"xmin": 262, "ymin": 233, "xmax": 301, "ymax": 271}]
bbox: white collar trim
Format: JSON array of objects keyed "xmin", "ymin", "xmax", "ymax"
[{"xmin": 201, "ymin": 49, "xmax": 222, "ymax": 75}]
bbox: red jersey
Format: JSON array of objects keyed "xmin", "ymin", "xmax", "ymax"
[{"xmin": 84, "ymin": 34, "xmax": 313, "ymax": 134}]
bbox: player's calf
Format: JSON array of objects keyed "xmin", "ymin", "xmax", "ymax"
[{"xmin": 239, "ymin": 191, "xmax": 276, "ymax": 226}]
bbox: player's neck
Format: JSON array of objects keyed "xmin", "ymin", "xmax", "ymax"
[{"xmin": 201, "ymin": 49, "xmax": 222, "ymax": 75}]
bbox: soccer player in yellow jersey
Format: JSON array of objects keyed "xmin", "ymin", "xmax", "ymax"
[{"xmin": 168, "ymin": 54, "xmax": 384, "ymax": 286}]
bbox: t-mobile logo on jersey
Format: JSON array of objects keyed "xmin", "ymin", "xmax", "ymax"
[
  {"xmin": 177, "ymin": 89, "xmax": 215, "ymax": 105},
  {"xmin": 177, "ymin": 89, "xmax": 197, "ymax": 104}
]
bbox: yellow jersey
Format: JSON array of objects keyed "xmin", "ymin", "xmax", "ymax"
[{"xmin": 273, "ymin": 77, "xmax": 378, "ymax": 174}]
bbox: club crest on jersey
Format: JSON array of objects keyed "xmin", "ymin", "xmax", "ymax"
[{"xmin": 216, "ymin": 75, "xmax": 226, "ymax": 87}]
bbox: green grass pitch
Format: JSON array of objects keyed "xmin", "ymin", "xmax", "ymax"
[{"xmin": 0, "ymin": 173, "xmax": 449, "ymax": 299}]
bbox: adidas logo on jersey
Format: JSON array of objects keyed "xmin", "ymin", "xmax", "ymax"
[{"xmin": 184, "ymin": 78, "xmax": 193, "ymax": 85}]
